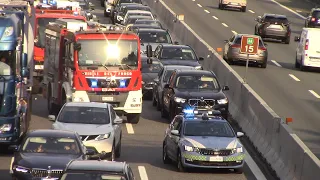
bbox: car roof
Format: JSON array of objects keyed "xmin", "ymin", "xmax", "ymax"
[
  {"xmin": 120, "ymin": 3, "xmax": 141, "ymax": 6},
  {"xmin": 131, "ymin": 24, "xmax": 160, "ymax": 28},
  {"xmin": 135, "ymin": 19, "xmax": 159, "ymax": 22},
  {"xmin": 235, "ymin": 34, "xmax": 260, "ymax": 38},
  {"xmin": 264, "ymin": 13, "xmax": 287, "ymax": 18},
  {"xmin": 137, "ymin": 28, "xmax": 167, "ymax": 32},
  {"xmin": 28, "ymin": 129, "xmax": 77, "ymax": 138},
  {"xmin": 183, "ymin": 116, "xmax": 228, "ymax": 122},
  {"xmin": 127, "ymin": 15, "xmax": 152, "ymax": 19},
  {"xmin": 67, "ymin": 160, "xmax": 126, "ymax": 172},
  {"xmin": 164, "ymin": 65, "xmax": 196, "ymax": 70},
  {"xmin": 64, "ymin": 102, "xmax": 110, "ymax": 108},
  {"xmin": 126, "ymin": 10, "xmax": 151, "ymax": 13},
  {"xmin": 161, "ymin": 44, "xmax": 190, "ymax": 48},
  {"xmin": 175, "ymin": 70, "xmax": 214, "ymax": 76}
]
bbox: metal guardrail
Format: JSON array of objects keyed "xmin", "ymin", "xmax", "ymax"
[{"xmin": 142, "ymin": 0, "xmax": 320, "ymax": 179}]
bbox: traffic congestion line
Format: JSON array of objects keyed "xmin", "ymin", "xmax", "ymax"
[
  {"xmin": 204, "ymin": 9, "xmax": 210, "ymax": 13},
  {"xmin": 197, "ymin": 3, "xmax": 202, "ymax": 7},
  {"xmin": 125, "ymin": 123, "xmax": 135, "ymax": 134},
  {"xmin": 248, "ymin": 10, "xmax": 255, "ymax": 14},
  {"xmin": 138, "ymin": 166, "xmax": 149, "ymax": 180},
  {"xmin": 271, "ymin": 60, "xmax": 282, "ymax": 67},
  {"xmin": 308, "ymin": 90, "xmax": 320, "ymax": 99},
  {"xmin": 212, "ymin": 15, "xmax": 219, "ymax": 20},
  {"xmin": 289, "ymin": 74, "xmax": 301, "ymax": 82},
  {"xmin": 221, "ymin": 23, "xmax": 229, "ymax": 27}
]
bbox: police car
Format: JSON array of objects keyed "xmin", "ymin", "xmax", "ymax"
[{"xmin": 162, "ymin": 111, "xmax": 245, "ymax": 173}]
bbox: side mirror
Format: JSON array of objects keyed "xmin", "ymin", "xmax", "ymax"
[
  {"xmin": 73, "ymin": 42, "xmax": 81, "ymax": 51},
  {"xmin": 222, "ymin": 86, "xmax": 229, "ymax": 91},
  {"xmin": 8, "ymin": 145, "xmax": 19, "ymax": 152},
  {"xmin": 146, "ymin": 45, "xmax": 153, "ymax": 57},
  {"xmin": 294, "ymin": 36, "xmax": 300, "ymax": 42},
  {"xmin": 48, "ymin": 115, "xmax": 56, "ymax": 121},
  {"xmin": 174, "ymin": 41, "xmax": 179, "ymax": 45},
  {"xmin": 164, "ymin": 84, "xmax": 170, "ymax": 89},
  {"xmin": 237, "ymin": 132, "xmax": 244, "ymax": 137},
  {"xmin": 21, "ymin": 53, "xmax": 29, "ymax": 78},
  {"xmin": 113, "ymin": 116, "xmax": 123, "ymax": 124},
  {"xmin": 171, "ymin": 130, "xmax": 180, "ymax": 136},
  {"xmin": 86, "ymin": 149, "xmax": 95, "ymax": 155},
  {"xmin": 154, "ymin": 78, "xmax": 159, "ymax": 83},
  {"xmin": 198, "ymin": 57, "xmax": 204, "ymax": 61},
  {"xmin": 224, "ymin": 40, "xmax": 228, "ymax": 43},
  {"xmin": 147, "ymin": 58, "xmax": 153, "ymax": 64}
]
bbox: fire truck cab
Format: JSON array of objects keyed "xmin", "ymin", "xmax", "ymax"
[{"xmin": 43, "ymin": 19, "xmax": 143, "ymax": 123}]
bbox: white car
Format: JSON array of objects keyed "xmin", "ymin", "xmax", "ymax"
[
  {"xmin": 50, "ymin": 102, "xmax": 123, "ymax": 161},
  {"xmin": 123, "ymin": 10, "xmax": 154, "ymax": 25},
  {"xmin": 104, "ymin": 0, "xmax": 115, "ymax": 17}
]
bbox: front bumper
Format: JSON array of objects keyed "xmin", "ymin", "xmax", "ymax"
[
  {"xmin": 182, "ymin": 151, "xmax": 245, "ymax": 169},
  {"xmin": 176, "ymin": 103, "xmax": 229, "ymax": 115},
  {"xmin": 13, "ymin": 172, "xmax": 61, "ymax": 180}
]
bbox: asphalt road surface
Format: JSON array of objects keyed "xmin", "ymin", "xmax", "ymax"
[
  {"xmin": 0, "ymin": 0, "xmax": 277, "ymax": 179},
  {"xmin": 160, "ymin": 0, "xmax": 320, "ymax": 158}
]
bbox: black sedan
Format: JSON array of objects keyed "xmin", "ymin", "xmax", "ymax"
[
  {"xmin": 142, "ymin": 57, "xmax": 163, "ymax": 99},
  {"xmin": 162, "ymin": 70, "xmax": 229, "ymax": 120},
  {"xmin": 10, "ymin": 129, "xmax": 95, "ymax": 180},
  {"xmin": 152, "ymin": 44, "xmax": 204, "ymax": 69}
]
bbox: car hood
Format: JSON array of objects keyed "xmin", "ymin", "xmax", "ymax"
[
  {"xmin": 140, "ymin": 43, "xmax": 170, "ymax": 52},
  {"xmin": 160, "ymin": 59, "xmax": 200, "ymax": 67},
  {"xmin": 53, "ymin": 122, "xmax": 112, "ymax": 135},
  {"xmin": 175, "ymin": 89, "xmax": 226, "ymax": 100},
  {"xmin": 142, "ymin": 73, "xmax": 157, "ymax": 83},
  {"xmin": 15, "ymin": 153, "xmax": 81, "ymax": 169},
  {"xmin": 182, "ymin": 136, "xmax": 240, "ymax": 149}
]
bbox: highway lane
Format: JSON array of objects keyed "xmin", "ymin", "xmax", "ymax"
[
  {"xmin": 160, "ymin": 0, "xmax": 320, "ymax": 157},
  {"xmin": 0, "ymin": 1, "xmax": 262, "ymax": 180}
]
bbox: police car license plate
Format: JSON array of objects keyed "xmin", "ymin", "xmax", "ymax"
[
  {"xmin": 102, "ymin": 97, "xmax": 113, "ymax": 101},
  {"xmin": 209, "ymin": 156, "xmax": 223, "ymax": 162}
]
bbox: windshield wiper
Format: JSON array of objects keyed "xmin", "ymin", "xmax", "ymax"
[{"xmin": 119, "ymin": 64, "xmax": 132, "ymax": 70}]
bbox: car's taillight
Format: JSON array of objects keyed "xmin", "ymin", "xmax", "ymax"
[
  {"xmin": 231, "ymin": 44, "xmax": 240, "ymax": 48},
  {"xmin": 311, "ymin": 17, "xmax": 316, "ymax": 22},
  {"xmin": 305, "ymin": 39, "xmax": 309, "ymax": 50},
  {"xmin": 259, "ymin": 47, "xmax": 267, "ymax": 51}
]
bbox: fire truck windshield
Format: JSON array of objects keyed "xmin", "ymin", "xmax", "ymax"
[{"xmin": 77, "ymin": 39, "xmax": 139, "ymax": 69}]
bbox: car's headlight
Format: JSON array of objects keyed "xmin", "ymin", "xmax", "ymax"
[
  {"xmin": 95, "ymin": 133, "xmax": 111, "ymax": 141},
  {"xmin": 195, "ymin": 66, "xmax": 202, "ymax": 70},
  {"xmin": 4, "ymin": 26, "xmax": 14, "ymax": 37},
  {"xmin": 73, "ymin": 97, "xmax": 84, "ymax": 102},
  {"xmin": 142, "ymin": 81, "xmax": 145, "ymax": 85},
  {"xmin": 117, "ymin": 16, "xmax": 123, "ymax": 21},
  {"xmin": 217, "ymin": 98, "xmax": 228, "ymax": 104},
  {"xmin": 147, "ymin": 82, "xmax": 155, "ymax": 85},
  {"xmin": 174, "ymin": 97, "xmax": 186, "ymax": 103},
  {"xmin": 232, "ymin": 147, "xmax": 243, "ymax": 153},
  {"xmin": 13, "ymin": 165, "xmax": 30, "ymax": 173},
  {"xmin": 0, "ymin": 124, "xmax": 12, "ymax": 132},
  {"xmin": 184, "ymin": 145, "xmax": 199, "ymax": 152}
]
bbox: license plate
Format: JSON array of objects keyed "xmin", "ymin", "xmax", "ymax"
[
  {"xmin": 209, "ymin": 156, "xmax": 223, "ymax": 162},
  {"xmin": 102, "ymin": 97, "xmax": 113, "ymax": 101},
  {"xmin": 35, "ymin": 65, "xmax": 44, "ymax": 70}
]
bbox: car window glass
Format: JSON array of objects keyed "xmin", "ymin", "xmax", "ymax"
[
  {"xmin": 229, "ymin": 35, "xmax": 235, "ymax": 42},
  {"xmin": 312, "ymin": 11, "xmax": 320, "ymax": 18},
  {"xmin": 142, "ymin": 60, "xmax": 162, "ymax": 73},
  {"xmin": 234, "ymin": 37, "xmax": 241, "ymax": 44},
  {"xmin": 264, "ymin": 16, "xmax": 288, "ymax": 24},
  {"xmin": 161, "ymin": 48, "xmax": 196, "ymax": 60},
  {"xmin": 58, "ymin": 106, "xmax": 110, "ymax": 124},
  {"xmin": 184, "ymin": 121, "xmax": 235, "ymax": 137},
  {"xmin": 172, "ymin": 117, "xmax": 182, "ymax": 131},
  {"xmin": 175, "ymin": 75, "xmax": 219, "ymax": 90},
  {"xmin": 60, "ymin": 173, "xmax": 126, "ymax": 180},
  {"xmin": 138, "ymin": 31, "xmax": 172, "ymax": 44}
]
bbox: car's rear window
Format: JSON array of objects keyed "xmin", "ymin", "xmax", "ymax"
[
  {"xmin": 264, "ymin": 16, "xmax": 289, "ymax": 24},
  {"xmin": 312, "ymin": 11, "xmax": 320, "ymax": 18}
]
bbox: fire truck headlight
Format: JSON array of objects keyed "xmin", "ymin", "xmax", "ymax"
[
  {"xmin": 4, "ymin": 26, "xmax": 14, "ymax": 37},
  {"xmin": 106, "ymin": 45, "xmax": 120, "ymax": 59},
  {"xmin": 73, "ymin": 97, "xmax": 84, "ymax": 102}
]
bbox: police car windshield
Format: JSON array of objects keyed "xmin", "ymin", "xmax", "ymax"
[
  {"xmin": 142, "ymin": 61, "xmax": 162, "ymax": 73},
  {"xmin": 160, "ymin": 48, "xmax": 196, "ymax": 60},
  {"xmin": 60, "ymin": 173, "xmax": 126, "ymax": 180},
  {"xmin": 58, "ymin": 106, "xmax": 110, "ymax": 124},
  {"xmin": 184, "ymin": 121, "xmax": 235, "ymax": 137},
  {"xmin": 139, "ymin": 31, "xmax": 172, "ymax": 44},
  {"xmin": 175, "ymin": 75, "xmax": 219, "ymax": 90},
  {"xmin": 77, "ymin": 39, "xmax": 138, "ymax": 68}
]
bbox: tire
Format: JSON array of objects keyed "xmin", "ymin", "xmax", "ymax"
[
  {"xmin": 295, "ymin": 55, "xmax": 300, "ymax": 68},
  {"xmin": 260, "ymin": 60, "xmax": 267, "ymax": 68},
  {"xmin": 163, "ymin": 143, "xmax": 171, "ymax": 164},
  {"xmin": 241, "ymin": 6, "xmax": 246, "ymax": 12},
  {"xmin": 169, "ymin": 103, "xmax": 176, "ymax": 121},
  {"xmin": 177, "ymin": 151, "xmax": 187, "ymax": 172},
  {"xmin": 156, "ymin": 95, "xmax": 161, "ymax": 111},
  {"xmin": 234, "ymin": 167, "xmax": 244, "ymax": 174},
  {"xmin": 152, "ymin": 93, "xmax": 157, "ymax": 107},
  {"xmin": 110, "ymin": 144, "xmax": 116, "ymax": 161},
  {"xmin": 115, "ymin": 137, "xmax": 121, "ymax": 158},
  {"xmin": 284, "ymin": 36, "xmax": 290, "ymax": 44},
  {"xmin": 127, "ymin": 114, "xmax": 140, "ymax": 124},
  {"xmin": 161, "ymin": 101, "xmax": 168, "ymax": 118}
]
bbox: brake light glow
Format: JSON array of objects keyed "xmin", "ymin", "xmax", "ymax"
[
  {"xmin": 305, "ymin": 39, "xmax": 309, "ymax": 50},
  {"xmin": 311, "ymin": 17, "xmax": 316, "ymax": 22},
  {"xmin": 259, "ymin": 47, "xmax": 267, "ymax": 51},
  {"xmin": 231, "ymin": 44, "xmax": 240, "ymax": 48}
]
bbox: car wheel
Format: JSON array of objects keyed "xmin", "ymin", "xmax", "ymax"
[
  {"xmin": 295, "ymin": 55, "xmax": 300, "ymax": 68},
  {"xmin": 169, "ymin": 103, "xmax": 176, "ymax": 121},
  {"xmin": 163, "ymin": 143, "xmax": 171, "ymax": 164},
  {"xmin": 152, "ymin": 93, "xmax": 157, "ymax": 107},
  {"xmin": 284, "ymin": 36, "xmax": 290, "ymax": 44},
  {"xmin": 241, "ymin": 6, "xmax": 246, "ymax": 12},
  {"xmin": 156, "ymin": 95, "xmax": 161, "ymax": 111},
  {"xmin": 115, "ymin": 137, "xmax": 121, "ymax": 158},
  {"xmin": 177, "ymin": 151, "xmax": 187, "ymax": 172},
  {"xmin": 260, "ymin": 60, "xmax": 267, "ymax": 68},
  {"xmin": 234, "ymin": 167, "xmax": 243, "ymax": 174},
  {"xmin": 161, "ymin": 99, "xmax": 168, "ymax": 118},
  {"xmin": 127, "ymin": 114, "xmax": 140, "ymax": 124},
  {"xmin": 111, "ymin": 144, "xmax": 116, "ymax": 161}
]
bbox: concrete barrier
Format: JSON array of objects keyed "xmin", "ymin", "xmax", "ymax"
[{"xmin": 143, "ymin": 0, "xmax": 320, "ymax": 179}]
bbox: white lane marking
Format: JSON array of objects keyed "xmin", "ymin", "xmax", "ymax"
[
  {"xmin": 197, "ymin": 3, "xmax": 202, "ymax": 7},
  {"xmin": 9, "ymin": 157, "xmax": 14, "ymax": 174},
  {"xmin": 204, "ymin": 9, "xmax": 210, "ymax": 13},
  {"xmin": 269, "ymin": 0, "xmax": 306, "ymax": 19},
  {"xmin": 296, "ymin": 10, "xmax": 302, "ymax": 12},
  {"xmin": 221, "ymin": 23, "xmax": 228, "ymax": 27},
  {"xmin": 125, "ymin": 123, "xmax": 134, "ymax": 134},
  {"xmin": 245, "ymin": 151, "xmax": 268, "ymax": 180},
  {"xmin": 212, "ymin": 16, "xmax": 219, "ymax": 20},
  {"xmin": 271, "ymin": 60, "xmax": 282, "ymax": 67},
  {"xmin": 248, "ymin": 10, "xmax": 255, "ymax": 13},
  {"xmin": 231, "ymin": 30, "xmax": 237, "ymax": 34},
  {"xmin": 289, "ymin": 74, "xmax": 300, "ymax": 81},
  {"xmin": 138, "ymin": 166, "xmax": 149, "ymax": 180},
  {"xmin": 309, "ymin": 90, "xmax": 320, "ymax": 99},
  {"xmin": 192, "ymin": 0, "xmax": 195, "ymax": 1}
]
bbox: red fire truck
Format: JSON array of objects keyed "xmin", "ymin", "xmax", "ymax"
[
  {"xmin": 33, "ymin": 2, "xmax": 86, "ymax": 93},
  {"xmin": 43, "ymin": 19, "xmax": 146, "ymax": 124}
]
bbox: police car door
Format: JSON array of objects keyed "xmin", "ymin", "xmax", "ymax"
[{"xmin": 167, "ymin": 117, "xmax": 182, "ymax": 161}]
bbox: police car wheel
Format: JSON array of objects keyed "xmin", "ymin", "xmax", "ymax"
[{"xmin": 177, "ymin": 152, "xmax": 187, "ymax": 172}]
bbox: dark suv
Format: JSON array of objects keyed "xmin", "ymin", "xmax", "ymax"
[
  {"xmin": 305, "ymin": 8, "xmax": 320, "ymax": 27},
  {"xmin": 254, "ymin": 14, "xmax": 291, "ymax": 44}
]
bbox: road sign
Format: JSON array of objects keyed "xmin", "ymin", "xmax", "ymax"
[{"xmin": 240, "ymin": 36, "xmax": 259, "ymax": 54}]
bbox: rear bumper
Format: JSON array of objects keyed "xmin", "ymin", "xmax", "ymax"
[
  {"xmin": 261, "ymin": 31, "xmax": 289, "ymax": 39},
  {"xmin": 228, "ymin": 53, "xmax": 266, "ymax": 63},
  {"xmin": 222, "ymin": 2, "xmax": 246, "ymax": 8}
]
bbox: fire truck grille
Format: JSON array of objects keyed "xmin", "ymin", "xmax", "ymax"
[{"xmin": 86, "ymin": 78, "xmax": 131, "ymax": 88}]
